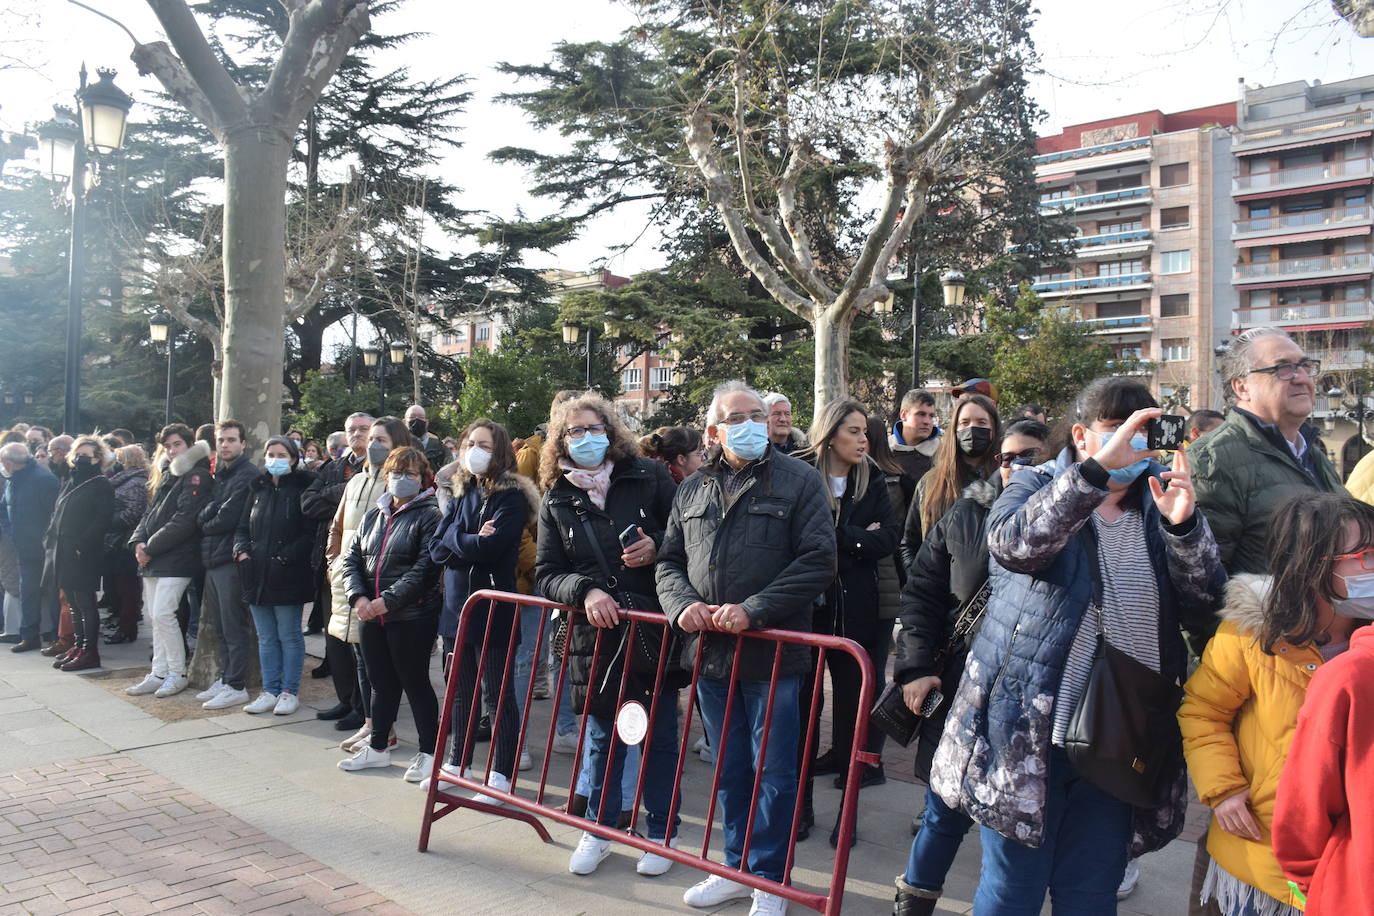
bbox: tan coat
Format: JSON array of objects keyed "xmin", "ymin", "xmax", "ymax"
[{"xmin": 325, "ymin": 466, "xmax": 389, "ymax": 643}]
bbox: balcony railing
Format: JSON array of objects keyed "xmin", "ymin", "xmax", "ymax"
[
  {"xmin": 1235, "ymin": 299, "xmax": 1374, "ymax": 326},
  {"xmin": 1233, "ymin": 157, "xmax": 1374, "ymax": 192},
  {"xmin": 1034, "ymin": 137, "xmax": 1152, "ymax": 166},
  {"xmin": 1033, "ymin": 272, "xmax": 1153, "ymax": 294},
  {"xmin": 1233, "ymin": 204, "xmax": 1372, "ymax": 235},
  {"xmin": 1235, "ymin": 110, "xmax": 1374, "ymax": 153},
  {"xmin": 1306, "ymin": 347, "xmax": 1369, "ymax": 369},
  {"xmin": 1234, "ymin": 252, "xmax": 1373, "ymax": 280},
  {"xmin": 1079, "ymin": 314, "xmax": 1152, "ymax": 329},
  {"xmin": 1039, "ymin": 186, "xmax": 1151, "ymax": 212},
  {"xmin": 1077, "ymin": 229, "xmax": 1153, "ymax": 248}
]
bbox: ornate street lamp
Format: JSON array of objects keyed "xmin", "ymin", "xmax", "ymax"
[
  {"xmin": 388, "ymin": 340, "xmax": 408, "ymax": 366},
  {"xmin": 361, "ymin": 346, "xmax": 381, "ymax": 369},
  {"xmin": 77, "ymin": 69, "xmax": 134, "ymax": 155},
  {"xmin": 941, "ymin": 270, "xmax": 967, "ymax": 309},
  {"xmin": 561, "ymin": 322, "xmax": 580, "ymax": 345},
  {"xmin": 35, "ymin": 106, "xmax": 80, "ymax": 181}
]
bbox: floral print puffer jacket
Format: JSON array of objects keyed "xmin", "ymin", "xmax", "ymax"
[{"xmin": 929, "ymin": 447, "xmax": 1225, "ymax": 855}]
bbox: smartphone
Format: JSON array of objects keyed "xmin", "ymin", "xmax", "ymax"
[
  {"xmin": 618, "ymin": 524, "xmax": 641, "ymax": 550},
  {"xmin": 919, "ymin": 688, "xmax": 944, "ymax": 718},
  {"xmin": 1147, "ymin": 414, "xmax": 1186, "ymax": 451}
]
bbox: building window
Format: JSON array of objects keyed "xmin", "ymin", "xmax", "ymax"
[
  {"xmin": 1159, "ymin": 206, "xmax": 1189, "ymax": 230},
  {"xmin": 441, "ymin": 333, "xmax": 456, "ymax": 346},
  {"xmin": 1096, "ymin": 174, "xmax": 1144, "ymax": 192},
  {"xmin": 476, "ymin": 324, "xmax": 491, "ymax": 342},
  {"xmin": 454, "ymin": 327, "xmax": 467, "ymax": 342},
  {"xmin": 1162, "ymin": 338, "xmax": 1191, "ymax": 361},
  {"xmin": 1159, "ymin": 163, "xmax": 1189, "ymax": 187},
  {"xmin": 1097, "ymin": 300, "xmax": 1143, "ymax": 319},
  {"xmin": 650, "ymin": 367, "xmax": 672, "ymax": 390},
  {"xmin": 1099, "ymin": 259, "xmax": 1144, "ymax": 277},
  {"xmin": 623, "ymin": 368, "xmax": 642, "ymax": 391},
  {"xmin": 1040, "ymin": 187, "xmax": 1071, "ymax": 203},
  {"xmin": 1159, "ymin": 250, "xmax": 1191, "ymax": 274},
  {"xmin": 1160, "ymin": 294, "xmax": 1190, "ymax": 317},
  {"xmin": 1097, "ymin": 219, "xmax": 1143, "ymax": 234}
]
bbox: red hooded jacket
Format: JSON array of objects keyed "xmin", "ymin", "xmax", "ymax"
[{"xmin": 1272, "ymin": 624, "xmax": 1374, "ymax": 915}]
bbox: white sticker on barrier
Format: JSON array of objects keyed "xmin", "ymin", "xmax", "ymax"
[{"xmin": 615, "ymin": 701, "xmax": 649, "ymax": 746}]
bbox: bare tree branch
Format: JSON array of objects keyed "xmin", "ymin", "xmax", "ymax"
[
  {"xmin": 131, "ymin": 41, "xmax": 222, "ymax": 134},
  {"xmin": 143, "ymin": 0, "xmax": 250, "ymax": 127},
  {"xmin": 899, "ymin": 66, "xmax": 1008, "ymax": 163},
  {"xmin": 258, "ymin": 0, "xmax": 370, "ymax": 129}
]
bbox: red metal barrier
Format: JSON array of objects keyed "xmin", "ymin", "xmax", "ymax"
[{"xmin": 418, "ymin": 589, "xmax": 878, "ymax": 916}]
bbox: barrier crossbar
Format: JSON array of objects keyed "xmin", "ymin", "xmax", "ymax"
[{"xmin": 417, "ymin": 589, "xmax": 878, "ymax": 916}]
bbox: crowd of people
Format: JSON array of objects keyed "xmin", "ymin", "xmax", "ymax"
[{"xmin": 0, "ymin": 324, "xmax": 1369, "ymax": 916}]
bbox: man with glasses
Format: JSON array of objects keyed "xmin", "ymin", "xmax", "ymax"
[
  {"xmin": 1191, "ymin": 327, "xmax": 1342, "ymax": 578},
  {"xmin": 763, "ymin": 392, "xmax": 808, "ymax": 455},
  {"xmin": 657, "ymin": 380, "xmax": 836, "ymax": 915},
  {"xmin": 300, "ymin": 411, "xmax": 374, "ymax": 730}
]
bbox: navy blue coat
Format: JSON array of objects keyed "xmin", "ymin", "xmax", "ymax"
[
  {"xmin": 428, "ymin": 471, "xmax": 537, "ymax": 642},
  {"xmin": 929, "ymin": 448, "xmax": 1225, "ymax": 855},
  {"xmin": 1, "ymin": 460, "xmax": 59, "ymax": 560}
]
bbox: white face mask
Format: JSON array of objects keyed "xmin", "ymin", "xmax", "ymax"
[{"xmin": 463, "ymin": 446, "xmax": 492, "ymax": 476}]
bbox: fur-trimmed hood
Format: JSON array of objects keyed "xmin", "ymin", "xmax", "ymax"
[
  {"xmin": 436, "ymin": 460, "xmax": 539, "ymax": 523},
  {"xmin": 170, "ymin": 440, "xmax": 211, "ymax": 477},
  {"xmin": 962, "ymin": 476, "xmax": 999, "ymax": 510},
  {"xmin": 1218, "ymin": 573, "xmax": 1272, "ymax": 637}
]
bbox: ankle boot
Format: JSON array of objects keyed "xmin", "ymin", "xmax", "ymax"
[
  {"xmin": 61, "ymin": 647, "xmax": 101, "ymax": 671},
  {"xmin": 893, "ymin": 877, "xmax": 940, "ymax": 916},
  {"xmin": 41, "ymin": 639, "xmax": 73, "ymax": 658},
  {"xmin": 796, "ymin": 781, "xmax": 815, "ymax": 842},
  {"xmin": 52, "ymin": 644, "xmax": 81, "ymax": 668}
]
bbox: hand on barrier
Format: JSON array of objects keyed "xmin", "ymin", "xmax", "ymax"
[
  {"xmin": 584, "ymin": 588, "xmax": 621, "ymax": 627},
  {"xmin": 710, "ymin": 603, "xmax": 749, "ymax": 633},
  {"xmin": 678, "ymin": 601, "xmax": 713, "ymax": 633},
  {"xmin": 902, "ymin": 676, "xmax": 941, "ymax": 716}
]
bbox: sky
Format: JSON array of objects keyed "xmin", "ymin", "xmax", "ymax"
[{"xmin": 2, "ymin": 0, "xmax": 1373, "ymax": 279}]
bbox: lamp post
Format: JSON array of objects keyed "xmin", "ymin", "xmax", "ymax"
[
  {"xmin": 363, "ymin": 341, "xmax": 407, "ymax": 417},
  {"xmin": 1327, "ymin": 380, "xmax": 1371, "ymax": 471},
  {"xmin": 36, "ymin": 67, "xmax": 133, "ymax": 435},
  {"xmin": 562, "ymin": 321, "xmax": 593, "ymax": 389},
  {"xmin": 149, "ymin": 313, "xmax": 174, "ymax": 425}
]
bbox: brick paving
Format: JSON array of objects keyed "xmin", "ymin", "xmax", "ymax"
[{"xmin": 0, "ymin": 754, "xmax": 410, "ymax": 916}]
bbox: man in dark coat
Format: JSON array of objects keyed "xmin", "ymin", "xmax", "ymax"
[
  {"xmin": 194, "ymin": 420, "xmax": 259, "ymax": 709},
  {"xmin": 656, "ymin": 380, "xmax": 835, "ymax": 912},
  {"xmin": 888, "ymin": 389, "xmax": 942, "ymax": 484},
  {"xmin": 1, "ymin": 443, "xmax": 60, "ymax": 651},
  {"xmin": 405, "ymin": 404, "xmax": 448, "ymax": 473}
]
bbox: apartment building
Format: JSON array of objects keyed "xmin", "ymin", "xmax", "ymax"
[
  {"xmin": 1033, "ymin": 104, "xmax": 1238, "ymax": 411},
  {"xmin": 1230, "ymin": 75, "xmax": 1374, "ymax": 474}
]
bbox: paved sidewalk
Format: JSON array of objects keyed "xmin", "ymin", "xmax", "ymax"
[{"xmin": 0, "ymin": 629, "xmax": 1200, "ymax": 914}]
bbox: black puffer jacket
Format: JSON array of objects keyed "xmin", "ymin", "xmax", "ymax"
[
  {"xmin": 343, "ymin": 490, "xmax": 442, "ymax": 622},
  {"xmin": 129, "ymin": 441, "xmax": 213, "ymax": 578},
  {"xmin": 537, "ymin": 457, "xmax": 680, "ymax": 717},
  {"xmin": 43, "ymin": 470, "xmax": 115, "ymax": 594},
  {"xmin": 300, "ymin": 453, "xmax": 362, "ymax": 571},
  {"xmin": 197, "ymin": 454, "xmax": 259, "ymax": 569},
  {"xmin": 656, "ymin": 447, "xmax": 836, "ymax": 681},
  {"xmin": 892, "ymin": 477, "xmax": 998, "ymax": 781},
  {"xmin": 233, "ymin": 468, "xmax": 318, "ymax": 606},
  {"xmin": 816, "ymin": 459, "xmax": 900, "ymax": 643}
]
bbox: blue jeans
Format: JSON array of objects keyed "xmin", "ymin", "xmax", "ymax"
[
  {"xmin": 513, "ymin": 604, "xmax": 544, "ymax": 714},
  {"xmin": 576, "ymin": 730, "xmax": 639, "ymax": 807},
  {"xmin": 249, "ymin": 604, "xmax": 306, "ymax": 695},
  {"xmin": 17, "ymin": 555, "xmax": 44, "ymax": 642},
  {"xmin": 584, "ymin": 692, "xmax": 680, "ymax": 839},
  {"xmin": 974, "ymin": 747, "xmax": 1132, "ymax": 915},
  {"xmin": 906, "ymin": 785, "xmax": 975, "ymax": 890},
  {"xmin": 697, "ymin": 675, "xmax": 800, "ymax": 882}
]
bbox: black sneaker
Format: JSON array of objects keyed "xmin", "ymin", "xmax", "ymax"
[
  {"xmin": 475, "ymin": 715, "xmax": 492, "ymax": 742},
  {"xmin": 811, "ymin": 748, "xmax": 842, "ymax": 776},
  {"xmin": 834, "ymin": 763, "xmax": 886, "ymax": 791},
  {"xmin": 333, "ymin": 710, "xmax": 366, "ymax": 731}
]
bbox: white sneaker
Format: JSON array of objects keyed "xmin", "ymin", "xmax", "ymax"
[
  {"xmin": 568, "ymin": 832, "xmax": 612, "ymax": 875},
  {"xmin": 125, "ymin": 673, "xmax": 164, "ymax": 696},
  {"xmin": 683, "ymin": 875, "xmax": 751, "ymax": 908},
  {"xmin": 748, "ymin": 889, "xmax": 788, "ymax": 916},
  {"xmin": 636, "ymin": 838, "xmax": 679, "ymax": 876},
  {"xmin": 272, "ymin": 693, "xmax": 299, "ymax": 716},
  {"xmin": 403, "ymin": 752, "xmax": 434, "ymax": 783},
  {"xmin": 473, "ymin": 771, "xmax": 511, "ymax": 806},
  {"xmin": 340, "ymin": 726, "xmax": 371, "ymax": 751},
  {"xmin": 418, "ymin": 762, "xmax": 464, "ymax": 791},
  {"xmin": 243, "ymin": 692, "xmax": 279, "ymax": 714},
  {"xmin": 1117, "ymin": 858, "xmax": 1140, "ymax": 900},
  {"xmin": 154, "ymin": 675, "xmax": 189, "ymax": 698},
  {"xmin": 195, "ymin": 678, "xmax": 225, "ymax": 701},
  {"xmin": 203, "ymin": 687, "xmax": 249, "ymax": 710},
  {"xmin": 699, "ymin": 743, "xmax": 716, "ymax": 765},
  {"xmin": 519, "ymin": 748, "xmax": 532, "ymax": 771},
  {"xmin": 338, "ymin": 745, "xmax": 391, "ymax": 771},
  {"xmin": 551, "ymin": 730, "xmax": 579, "ymax": 754}
]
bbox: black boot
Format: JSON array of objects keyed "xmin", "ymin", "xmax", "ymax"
[
  {"xmin": 796, "ymin": 781, "xmax": 814, "ymax": 842},
  {"xmin": 893, "ymin": 877, "xmax": 940, "ymax": 916}
]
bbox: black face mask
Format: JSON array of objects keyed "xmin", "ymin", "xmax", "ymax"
[
  {"xmin": 407, "ymin": 419, "xmax": 427, "ymax": 438},
  {"xmin": 956, "ymin": 427, "xmax": 993, "ymax": 458},
  {"xmin": 72, "ymin": 456, "xmax": 98, "ymax": 478}
]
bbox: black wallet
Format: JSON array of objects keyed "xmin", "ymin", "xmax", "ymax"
[{"xmin": 869, "ymin": 682, "xmax": 942, "ymax": 747}]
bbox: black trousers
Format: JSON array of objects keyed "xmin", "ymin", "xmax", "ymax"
[
  {"xmin": 801, "ymin": 610, "xmax": 893, "ymax": 772},
  {"xmin": 352, "ymin": 642, "xmax": 372, "ymax": 717},
  {"xmin": 307, "ymin": 568, "xmax": 327, "ymax": 631},
  {"xmin": 441, "ymin": 634, "xmax": 519, "ymax": 778},
  {"xmin": 325, "ymin": 632, "xmax": 360, "ymax": 711},
  {"xmin": 68, "ymin": 589, "xmax": 99, "ymax": 649},
  {"xmin": 359, "ymin": 616, "xmax": 439, "ymax": 755}
]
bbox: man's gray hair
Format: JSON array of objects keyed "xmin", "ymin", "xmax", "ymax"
[
  {"xmin": 345, "ymin": 412, "xmax": 374, "ymax": 425},
  {"xmin": 762, "ymin": 392, "xmax": 791, "ymax": 411},
  {"xmin": 1218, "ymin": 327, "xmax": 1296, "ymax": 393},
  {"xmin": 0, "ymin": 443, "xmax": 31, "ymax": 465},
  {"xmin": 706, "ymin": 380, "xmax": 766, "ymax": 427},
  {"xmin": 326, "ymin": 431, "xmax": 347, "ymax": 451}
]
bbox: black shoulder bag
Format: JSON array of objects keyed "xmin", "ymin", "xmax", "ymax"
[{"xmin": 1063, "ymin": 604, "xmax": 1183, "ymax": 808}]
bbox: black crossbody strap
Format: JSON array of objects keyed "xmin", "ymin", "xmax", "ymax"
[{"xmin": 577, "ymin": 510, "xmax": 620, "ymax": 591}]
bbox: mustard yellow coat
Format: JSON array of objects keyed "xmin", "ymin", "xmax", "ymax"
[{"xmin": 1179, "ymin": 574, "xmax": 1321, "ymax": 909}]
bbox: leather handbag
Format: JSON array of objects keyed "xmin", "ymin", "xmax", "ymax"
[{"xmin": 1064, "ymin": 611, "xmax": 1184, "ymax": 808}]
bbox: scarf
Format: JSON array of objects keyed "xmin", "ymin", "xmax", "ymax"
[{"xmin": 559, "ymin": 458, "xmax": 612, "ymax": 509}]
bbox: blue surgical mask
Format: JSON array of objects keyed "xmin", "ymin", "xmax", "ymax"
[
  {"xmin": 567, "ymin": 432, "xmax": 609, "ymax": 467},
  {"xmin": 724, "ymin": 419, "xmax": 769, "ymax": 461},
  {"xmin": 1103, "ymin": 431, "xmax": 1150, "ymax": 484},
  {"xmin": 1333, "ymin": 571, "xmax": 1374, "ymax": 619},
  {"xmin": 264, "ymin": 457, "xmax": 291, "ymax": 477}
]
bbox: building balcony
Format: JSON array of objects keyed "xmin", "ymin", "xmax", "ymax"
[
  {"xmin": 1079, "ymin": 314, "xmax": 1152, "ymax": 333},
  {"xmin": 1232, "ymin": 157, "xmax": 1374, "ymax": 195},
  {"xmin": 1306, "ymin": 347, "xmax": 1369, "ymax": 370},
  {"xmin": 1234, "ymin": 299, "xmax": 1374, "ymax": 329},
  {"xmin": 1104, "ymin": 358, "xmax": 1156, "ymax": 375},
  {"xmin": 1073, "ymin": 229, "xmax": 1154, "ymax": 260},
  {"xmin": 1034, "ymin": 136, "xmax": 1152, "ymax": 167},
  {"xmin": 1232, "ymin": 110, "xmax": 1374, "ymax": 157},
  {"xmin": 1033, "ymin": 272, "xmax": 1153, "ymax": 297},
  {"xmin": 1234, "ymin": 252, "xmax": 1374, "ymax": 283},
  {"xmin": 1039, "ymin": 186, "xmax": 1152, "ymax": 214},
  {"xmin": 1233, "ymin": 204, "xmax": 1373, "ymax": 240}
]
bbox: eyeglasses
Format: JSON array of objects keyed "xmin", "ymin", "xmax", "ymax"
[
  {"xmin": 566, "ymin": 424, "xmax": 607, "ymax": 439},
  {"xmin": 993, "ymin": 447, "xmax": 1042, "ymax": 468},
  {"xmin": 1246, "ymin": 358, "xmax": 1321, "ymax": 381},
  {"xmin": 1328, "ymin": 547, "xmax": 1374, "ymax": 571},
  {"xmin": 720, "ymin": 410, "xmax": 767, "ymax": 426}
]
